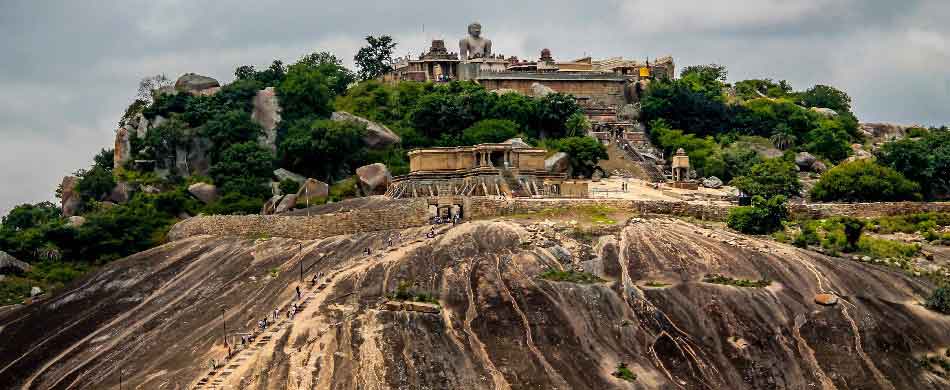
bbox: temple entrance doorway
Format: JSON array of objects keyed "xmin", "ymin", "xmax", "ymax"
[{"xmin": 490, "ymin": 151, "xmax": 505, "ymax": 168}]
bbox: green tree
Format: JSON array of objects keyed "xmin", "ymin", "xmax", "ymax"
[
  {"xmin": 209, "ymin": 142, "xmax": 274, "ymax": 199},
  {"xmin": 877, "ymin": 129, "xmax": 950, "ymax": 199},
  {"xmin": 296, "ymin": 51, "xmax": 356, "ymax": 95},
  {"xmin": 461, "ymin": 119, "xmax": 519, "ymax": 145},
  {"xmin": 721, "ymin": 144, "xmax": 763, "ymax": 181},
  {"xmin": 76, "ymin": 166, "xmax": 116, "ymax": 205},
  {"xmin": 201, "ymin": 110, "xmax": 264, "ymax": 161},
  {"xmin": 927, "ymin": 287, "xmax": 950, "ymax": 315},
  {"xmin": 277, "ymin": 62, "xmax": 336, "ymax": 122},
  {"xmin": 649, "ymin": 120, "xmax": 724, "ymax": 178},
  {"xmin": 278, "ymin": 118, "xmax": 367, "ymax": 182},
  {"xmin": 565, "ymin": 111, "xmax": 591, "ymax": 136},
  {"xmin": 839, "ymin": 216, "xmax": 865, "ymax": 252},
  {"xmin": 734, "ymin": 79, "xmax": 793, "ymax": 100},
  {"xmin": 809, "ymin": 160, "xmax": 921, "ymax": 202},
  {"xmin": 727, "ymin": 195, "xmax": 789, "ymax": 234},
  {"xmin": 731, "ymin": 158, "xmax": 802, "ymax": 199},
  {"xmin": 93, "ymin": 148, "xmax": 115, "ymax": 172},
  {"xmin": 641, "ymin": 78, "xmax": 731, "ymax": 137},
  {"xmin": 800, "ymin": 84, "xmax": 852, "ymax": 114},
  {"xmin": 354, "ymin": 35, "xmax": 397, "ymax": 81},
  {"xmin": 1, "ymin": 202, "xmax": 61, "ymax": 232},
  {"xmin": 553, "ymin": 136, "xmax": 608, "ymax": 178},
  {"xmin": 142, "ymin": 117, "xmax": 188, "ymax": 161},
  {"xmin": 805, "ymin": 120, "xmax": 852, "ymax": 163},
  {"xmin": 534, "ymin": 93, "xmax": 581, "ymax": 138}
]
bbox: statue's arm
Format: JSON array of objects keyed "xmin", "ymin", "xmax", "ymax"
[
  {"xmin": 485, "ymin": 39, "xmax": 492, "ymax": 57},
  {"xmin": 459, "ymin": 39, "xmax": 468, "ymax": 60}
]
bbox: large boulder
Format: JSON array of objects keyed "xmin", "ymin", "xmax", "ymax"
[
  {"xmin": 108, "ymin": 181, "xmax": 134, "ymax": 204},
  {"xmin": 330, "ymin": 112, "xmax": 400, "ymax": 149},
  {"xmin": 702, "ymin": 176, "xmax": 723, "ymax": 189},
  {"xmin": 274, "ymin": 168, "xmax": 306, "ymax": 184},
  {"xmin": 502, "ymin": 137, "xmax": 531, "ymax": 148},
  {"xmin": 262, "ymin": 195, "xmax": 283, "ymax": 215},
  {"xmin": 0, "ymin": 251, "xmax": 31, "ymax": 274},
  {"xmin": 355, "ymin": 163, "xmax": 392, "ymax": 196},
  {"xmin": 174, "ymin": 73, "xmax": 220, "ymax": 95},
  {"xmin": 60, "ymin": 176, "xmax": 81, "ymax": 217},
  {"xmin": 114, "ymin": 127, "xmax": 132, "ymax": 170},
  {"xmin": 30, "ymin": 286, "xmax": 43, "ymax": 298},
  {"xmin": 295, "ymin": 178, "xmax": 329, "ymax": 205},
  {"xmin": 545, "ymin": 152, "xmax": 570, "ymax": 174},
  {"xmin": 809, "ymin": 107, "xmax": 838, "ymax": 118},
  {"xmin": 811, "ymin": 161, "xmax": 828, "ymax": 173},
  {"xmin": 859, "ymin": 122, "xmax": 910, "ymax": 141},
  {"xmin": 252, "ymin": 87, "xmax": 281, "ymax": 153},
  {"xmin": 276, "ymin": 194, "xmax": 298, "ymax": 213},
  {"xmin": 187, "ymin": 182, "xmax": 219, "ymax": 204},
  {"xmin": 66, "ymin": 216, "xmax": 86, "ymax": 228},
  {"xmin": 794, "ymin": 152, "xmax": 817, "ymax": 169},
  {"xmin": 530, "ymin": 82, "xmax": 555, "ymax": 97},
  {"xmin": 531, "ymin": 83, "xmax": 556, "ymax": 97}
]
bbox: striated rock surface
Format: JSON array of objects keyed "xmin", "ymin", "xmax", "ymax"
[
  {"xmin": 295, "ymin": 178, "xmax": 329, "ymax": 204},
  {"xmin": 113, "ymin": 127, "xmax": 132, "ymax": 170},
  {"xmin": 330, "ymin": 111, "xmax": 400, "ymax": 149},
  {"xmin": 1, "ymin": 217, "xmax": 949, "ymax": 389},
  {"xmin": 545, "ymin": 152, "xmax": 570, "ymax": 174}
]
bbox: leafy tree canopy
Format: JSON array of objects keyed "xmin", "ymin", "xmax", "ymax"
[
  {"xmin": 354, "ymin": 35, "xmax": 397, "ymax": 81},
  {"xmin": 731, "ymin": 157, "xmax": 802, "ymax": 199},
  {"xmin": 551, "ymin": 136, "xmax": 609, "ymax": 178},
  {"xmin": 810, "ymin": 159, "xmax": 922, "ymax": 202},
  {"xmin": 278, "ymin": 118, "xmax": 367, "ymax": 182},
  {"xmin": 877, "ymin": 129, "xmax": 950, "ymax": 200}
]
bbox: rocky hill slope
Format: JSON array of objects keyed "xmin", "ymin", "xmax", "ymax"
[{"xmin": 2, "ymin": 215, "xmax": 949, "ymax": 389}]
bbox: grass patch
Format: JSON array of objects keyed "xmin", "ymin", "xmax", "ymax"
[
  {"xmin": 644, "ymin": 281, "xmax": 671, "ymax": 288},
  {"xmin": 539, "ymin": 269, "xmax": 605, "ymax": 284},
  {"xmin": 703, "ymin": 274, "xmax": 771, "ymax": 288},
  {"xmin": 268, "ymin": 267, "xmax": 280, "ymax": 277},
  {"xmin": 508, "ymin": 205, "xmax": 618, "ymax": 225},
  {"xmin": 387, "ymin": 280, "xmax": 440, "ymax": 305},
  {"xmin": 866, "ymin": 212, "xmax": 950, "ymax": 234},
  {"xmin": 612, "ymin": 362, "xmax": 637, "ymax": 382}
]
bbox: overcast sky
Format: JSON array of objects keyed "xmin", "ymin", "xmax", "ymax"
[{"xmin": 1, "ymin": 0, "xmax": 948, "ymax": 215}]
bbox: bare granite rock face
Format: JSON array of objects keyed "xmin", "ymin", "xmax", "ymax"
[
  {"xmin": 330, "ymin": 111, "xmax": 401, "ymax": 149},
  {"xmin": 187, "ymin": 182, "xmax": 218, "ymax": 204},
  {"xmin": 60, "ymin": 176, "xmax": 81, "ymax": 217},
  {"xmin": 251, "ymin": 87, "xmax": 281, "ymax": 153},
  {"xmin": 174, "ymin": 73, "xmax": 220, "ymax": 95},
  {"xmin": 356, "ymin": 163, "xmax": 392, "ymax": 196},
  {"xmin": 113, "ymin": 127, "xmax": 132, "ymax": 170},
  {"xmin": 810, "ymin": 107, "xmax": 838, "ymax": 117},
  {"xmin": 545, "ymin": 152, "xmax": 570, "ymax": 174},
  {"xmin": 295, "ymin": 178, "xmax": 329, "ymax": 205},
  {"xmin": 530, "ymin": 82, "xmax": 555, "ymax": 97},
  {"xmin": 2, "ymin": 218, "xmax": 949, "ymax": 389},
  {"xmin": 0, "ymin": 250, "xmax": 31, "ymax": 274},
  {"xmin": 860, "ymin": 122, "xmax": 910, "ymax": 141}
]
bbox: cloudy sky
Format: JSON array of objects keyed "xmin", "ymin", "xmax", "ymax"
[{"xmin": 1, "ymin": 0, "xmax": 948, "ymax": 215}]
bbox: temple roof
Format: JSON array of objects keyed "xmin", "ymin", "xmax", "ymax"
[{"xmin": 476, "ymin": 72, "xmax": 627, "ymax": 81}]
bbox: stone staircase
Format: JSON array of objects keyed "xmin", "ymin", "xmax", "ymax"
[{"xmin": 500, "ymin": 169, "xmax": 530, "ymax": 197}]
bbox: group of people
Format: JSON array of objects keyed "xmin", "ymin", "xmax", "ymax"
[{"xmin": 431, "ymin": 214, "xmax": 461, "ymax": 225}]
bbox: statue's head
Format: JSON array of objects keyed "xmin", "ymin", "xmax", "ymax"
[{"xmin": 468, "ymin": 22, "xmax": 482, "ymax": 38}]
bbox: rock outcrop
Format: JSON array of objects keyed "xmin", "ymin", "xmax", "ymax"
[
  {"xmin": 274, "ymin": 168, "xmax": 306, "ymax": 185},
  {"xmin": 545, "ymin": 152, "xmax": 570, "ymax": 174},
  {"xmin": 275, "ymin": 194, "xmax": 298, "ymax": 213},
  {"xmin": 2, "ymin": 218, "xmax": 949, "ymax": 389},
  {"xmin": 187, "ymin": 182, "xmax": 218, "ymax": 204},
  {"xmin": 0, "ymin": 251, "xmax": 31, "ymax": 274},
  {"xmin": 795, "ymin": 151, "xmax": 817, "ymax": 169},
  {"xmin": 60, "ymin": 176, "xmax": 81, "ymax": 217},
  {"xmin": 113, "ymin": 127, "xmax": 132, "ymax": 170},
  {"xmin": 860, "ymin": 122, "xmax": 910, "ymax": 141},
  {"xmin": 702, "ymin": 176, "xmax": 723, "ymax": 188},
  {"xmin": 530, "ymin": 82, "xmax": 555, "ymax": 97},
  {"xmin": 174, "ymin": 73, "xmax": 220, "ymax": 95},
  {"xmin": 108, "ymin": 182, "xmax": 133, "ymax": 204},
  {"xmin": 355, "ymin": 163, "xmax": 391, "ymax": 196},
  {"xmin": 251, "ymin": 87, "xmax": 281, "ymax": 153},
  {"xmin": 501, "ymin": 137, "xmax": 531, "ymax": 148},
  {"xmin": 295, "ymin": 178, "xmax": 328, "ymax": 205},
  {"xmin": 66, "ymin": 216, "xmax": 86, "ymax": 228},
  {"xmin": 810, "ymin": 107, "xmax": 838, "ymax": 117},
  {"xmin": 330, "ymin": 111, "xmax": 400, "ymax": 149}
]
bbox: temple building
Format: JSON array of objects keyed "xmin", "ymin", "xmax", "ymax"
[{"xmin": 385, "ymin": 141, "xmax": 587, "ymax": 199}]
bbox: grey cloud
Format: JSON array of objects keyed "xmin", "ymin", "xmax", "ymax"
[{"xmin": 1, "ymin": 0, "xmax": 948, "ymax": 215}]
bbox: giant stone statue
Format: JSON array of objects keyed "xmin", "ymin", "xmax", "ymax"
[{"xmin": 459, "ymin": 22, "xmax": 492, "ymax": 61}]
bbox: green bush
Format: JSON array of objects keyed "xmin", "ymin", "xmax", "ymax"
[
  {"xmin": 612, "ymin": 363, "xmax": 637, "ymax": 382},
  {"xmin": 649, "ymin": 119, "xmax": 724, "ymax": 178},
  {"xmin": 703, "ymin": 274, "xmax": 771, "ymax": 288},
  {"xmin": 926, "ymin": 287, "xmax": 950, "ymax": 314},
  {"xmin": 727, "ymin": 195, "xmax": 788, "ymax": 234},
  {"xmin": 810, "ymin": 160, "xmax": 921, "ymax": 202},
  {"xmin": 538, "ymin": 269, "xmax": 605, "ymax": 284},
  {"xmin": 203, "ymin": 193, "xmax": 265, "ymax": 215},
  {"xmin": 329, "ymin": 177, "xmax": 359, "ymax": 201},
  {"xmin": 877, "ymin": 129, "xmax": 950, "ymax": 200},
  {"xmin": 857, "ymin": 236, "xmax": 919, "ymax": 259},
  {"xmin": 279, "ymin": 118, "xmax": 366, "ymax": 182},
  {"xmin": 279, "ymin": 179, "xmax": 300, "ymax": 195},
  {"xmin": 550, "ymin": 136, "xmax": 608, "ymax": 178},
  {"xmin": 731, "ymin": 158, "xmax": 801, "ymax": 199}
]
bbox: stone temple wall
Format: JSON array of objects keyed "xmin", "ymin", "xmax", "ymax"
[{"xmin": 168, "ymin": 197, "xmax": 950, "ymax": 241}]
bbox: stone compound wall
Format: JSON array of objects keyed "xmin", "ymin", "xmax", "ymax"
[
  {"xmin": 168, "ymin": 197, "xmax": 950, "ymax": 241},
  {"xmin": 168, "ymin": 198, "xmax": 430, "ymax": 241}
]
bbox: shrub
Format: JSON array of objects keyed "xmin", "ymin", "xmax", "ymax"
[
  {"xmin": 551, "ymin": 136, "xmax": 608, "ymax": 178},
  {"xmin": 329, "ymin": 177, "xmax": 359, "ymax": 201},
  {"xmin": 926, "ymin": 287, "xmax": 950, "ymax": 314},
  {"xmin": 279, "ymin": 118, "xmax": 366, "ymax": 182},
  {"xmin": 203, "ymin": 193, "xmax": 265, "ymax": 215},
  {"xmin": 839, "ymin": 217, "xmax": 864, "ymax": 252},
  {"xmin": 538, "ymin": 269, "xmax": 605, "ymax": 284},
  {"xmin": 731, "ymin": 158, "xmax": 801, "ymax": 199},
  {"xmin": 727, "ymin": 195, "xmax": 789, "ymax": 234},
  {"xmin": 810, "ymin": 160, "xmax": 921, "ymax": 202},
  {"xmin": 612, "ymin": 363, "xmax": 637, "ymax": 382},
  {"xmin": 279, "ymin": 179, "xmax": 300, "ymax": 195},
  {"xmin": 877, "ymin": 129, "xmax": 950, "ymax": 200},
  {"xmin": 857, "ymin": 236, "xmax": 919, "ymax": 259},
  {"xmin": 703, "ymin": 274, "xmax": 771, "ymax": 288}
]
